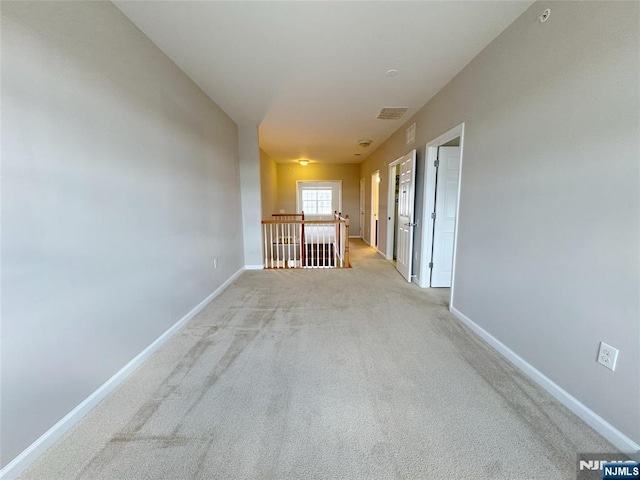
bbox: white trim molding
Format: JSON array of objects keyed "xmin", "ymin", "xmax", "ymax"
[
  {"xmin": 0, "ymin": 267, "xmax": 245, "ymax": 480},
  {"xmin": 295, "ymin": 180, "xmax": 343, "ymax": 216},
  {"xmin": 419, "ymin": 123, "xmax": 465, "ymax": 292},
  {"xmin": 244, "ymin": 264, "xmax": 264, "ymax": 270},
  {"xmin": 449, "ymin": 305, "xmax": 640, "ymax": 457},
  {"xmin": 376, "ymin": 249, "xmax": 388, "ymax": 260}
]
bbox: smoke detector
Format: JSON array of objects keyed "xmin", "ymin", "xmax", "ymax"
[
  {"xmin": 538, "ymin": 8, "xmax": 550, "ymax": 23},
  {"xmin": 358, "ymin": 139, "xmax": 372, "ymax": 148}
]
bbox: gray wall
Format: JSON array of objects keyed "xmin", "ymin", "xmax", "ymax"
[
  {"xmin": 238, "ymin": 126, "xmax": 262, "ymax": 266},
  {"xmin": 1, "ymin": 1, "xmax": 243, "ymax": 466},
  {"xmin": 361, "ymin": 1, "xmax": 639, "ymax": 445}
]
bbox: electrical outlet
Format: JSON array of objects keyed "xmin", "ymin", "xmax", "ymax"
[
  {"xmin": 597, "ymin": 342, "xmax": 619, "ymax": 371},
  {"xmin": 213, "ymin": 257, "xmax": 218, "ymax": 269}
]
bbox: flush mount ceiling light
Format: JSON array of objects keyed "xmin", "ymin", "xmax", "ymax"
[
  {"xmin": 358, "ymin": 139, "xmax": 372, "ymax": 148},
  {"xmin": 385, "ymin": 69, "xmax": 399, "ymax": 77},
  {"xmin": 298, "ymin": 160, "xmax": 309, "ymax": 166}
]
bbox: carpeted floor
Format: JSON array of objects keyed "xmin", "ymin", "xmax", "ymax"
[{"xmin": 20, "ymin": 240, "xmax": 615, "ymax": 479}]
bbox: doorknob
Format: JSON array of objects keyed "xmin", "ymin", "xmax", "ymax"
[{"xmin": 405, "ymin": 222, "xmax": 417, "ymax": 227}]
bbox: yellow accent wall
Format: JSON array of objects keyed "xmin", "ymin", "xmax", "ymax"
[
  {"xmin": 260, "ymin": 149, "xmax": 278, "ymax": 220},
  {"xmin": 276, "ymin": 163, "xmax": 361, "ymax": 236}
]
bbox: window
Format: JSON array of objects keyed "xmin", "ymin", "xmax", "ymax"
[
  {"xmin": 296, "ymin": 180, "xmax": 342, "ymax": 218},
  {"xmin": 301, "ymin": 188, "xmax": 332, "ymax": 215}
]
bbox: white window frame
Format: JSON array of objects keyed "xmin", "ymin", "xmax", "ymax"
[
  {"xmin": 300, "ymin": 188, "xmax": 333, "ymax": 215},
  {"xmin": 296, "ymin": 181, "xmax": 342, "ymax": 218}
]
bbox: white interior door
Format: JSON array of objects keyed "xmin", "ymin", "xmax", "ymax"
[
  {"xmin": 359, "ymin": 178, "xmax": 365, "ymax": 238},
  {"xmin": 396, "ymin": 150, "xmax": 416, "ymax": 282},
  {"xmin": 370, "ymin": 172, "xmax": 379, "ymax": 246},
  {"xmin": 431, "ymin": 147, "xmax": 461, "ymax": 287}
]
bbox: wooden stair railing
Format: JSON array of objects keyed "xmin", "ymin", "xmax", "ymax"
[
  {"xmin": 272, "ymin": 212, "xmax": 305, "ymax": 265},
  {"xmin": 262, "ymin": 211, "xmax": 349, "ymax": 269},
  {"xmin": 334, "ymin": 211, "xmax": 350, "ymax": 269}
]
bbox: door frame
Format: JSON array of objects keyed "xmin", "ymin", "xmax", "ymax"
[
  {"xmin": 418, "ymin": 123, "xmax": 465, "ymax": 303},
  {"xmin": 389, "ymin": 150, "xmax": 417, "ymax": 282},
  {"xmin": 385, "ymin": 157, "xmax": 403, "ymax": 260},
  {"xmin": 370, "ymin": 171, "xmax": 380, "ymax": 246},
  {"xmin": 359, "ymin": 177, "xmax": 365, "ymax": 239}
]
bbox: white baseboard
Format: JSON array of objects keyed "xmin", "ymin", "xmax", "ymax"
[
  {"xmin": 348, "ymin": 235, "xmax": 360, "ymax": 239},
  {"xmin": 244, "ymin": 264, "xmax": 263, "ymax": 270},
  {"xmin": 0, "ymin": 267, "xmax": 244, "ymax": 480},
  {"xmin": 376, "ymin": 249, "xmax": 388, "ymax": 260},
  {"xmin": 362, "ymin": 237, "xmax": 371, "ymax": 246},
  {"xmin": 449, "ymin": 305, "xmax": 640, "ymax": 457}
]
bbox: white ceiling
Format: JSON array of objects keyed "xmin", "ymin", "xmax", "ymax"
[{"xmin": 114, "ymin": 1, "xmax": 533, "ymax": 164}]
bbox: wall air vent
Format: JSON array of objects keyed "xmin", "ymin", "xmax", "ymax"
[
  {"xmin": 376, "ymin": 107, "xmax": 409, "ymax": 120},
  {"xmin": 406, "ymin": 122, "xmax": 416, "ymax": 145}
]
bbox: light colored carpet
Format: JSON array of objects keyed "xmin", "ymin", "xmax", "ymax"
[{"xmin": 20, "ymin": 240, "xmax": 614, "ymax": 480}]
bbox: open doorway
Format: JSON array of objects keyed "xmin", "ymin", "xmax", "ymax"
[
  {"xmin": 370, "ymin": 171, "xmax": 380, "ymax": 246},
  {"xmin": 393, "ymin": 170, "xmax": 400, "ymax": 262},
  {"xmin": 385, "ymin": 162, "xmax": 402, "ymax": 263},
  {"xmin": 359, "ymin": 178, "xmax": 365, "ymax": 239},
  {"xmin": 385, "ymin": 150, "xmax": 416, "ymax": 282},
  {"xmin": 419, "ymin": 124, "xmax": 465, "ymax": 298}
]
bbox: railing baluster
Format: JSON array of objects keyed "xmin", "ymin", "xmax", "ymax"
[
  {"xmin": 287, "ymin": 222, "xmax": 291, "ymax": 267},
  {"xmin": 276, "ymin": 223, "xmax": 280, "ymax": 268},
  {"xmin": 336, "ymin": 222, "xmax": 340, "ymax": 268},
  {"xmin": 335, "ymin": 223, "xmax": 339, "ymax": 268},
  {"xmin": 322, "ymin": 225, "xmax": 325, "ymax": 268},
  {"xmin": 340, "ymin": 222, "xmax": 344, "ymax": 268},
  {"xmin": 263, "ymin": 224, "xmax": 267, "ymax": 269},
  {"xmin": 270, "ymin": 224, "xmax": 274, "ymax": 269},
  {"xmin": 299, "ymin": 222, "xmax": 302, "ymax": 267},
  {"xmin": 322, "ymin": 226, "xmax": 324, "ymax": 268},
  {"xmin": 262, "ymin": 216, "xmax": 349, "ymax": 269},
  {"xmin": 344, "ymin": 216, "xmax": 350, "ymax": 268}
]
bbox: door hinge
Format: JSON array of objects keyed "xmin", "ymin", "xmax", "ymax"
[
  {"xmin": 434, "ymin": 159, "xmax": 439, "ymax": 168},
  {"xmin": 431, "ymin": 212, "xmax": 436, "ymax": 220},
  {"xmin": 428, "ymin": 262, "xmax": 434, "ymax": 269}
]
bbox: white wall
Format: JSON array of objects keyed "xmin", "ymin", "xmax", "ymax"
[
  {"xmin": 1, "ymin": 1, "xmax": 243, "ymax": 467},
  {"xmin": 361, "ymin": 1, "xmax": 639, "ymax": 447},
  {"xmin": 238, "ymin": 126, "xmax": 263, "ymax": 267},
  {"xmin": 260, "ymin": 149, "xmax": 278, "ymax": 220}
]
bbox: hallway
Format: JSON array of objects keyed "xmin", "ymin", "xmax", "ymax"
[{"xmin": 21, "ymin": 240, "xmax": 614, "ymax": 479}]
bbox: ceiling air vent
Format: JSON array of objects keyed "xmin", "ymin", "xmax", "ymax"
[{"xmin": 376, "ymin": 107, "xmax": 408, "ymax": 120}]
